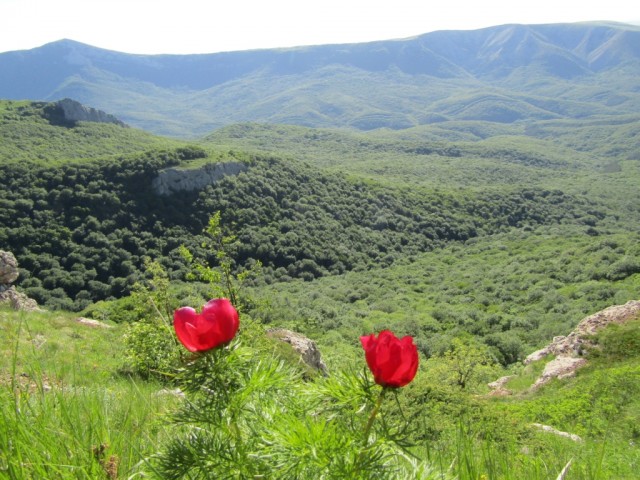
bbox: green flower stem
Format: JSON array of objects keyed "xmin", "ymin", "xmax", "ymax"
[
  {"xmin": 363, "ymin": 387, "xmax": 388, "ymax": 446},
  {"xmin": 355, "ymin": 387, "xmax": 388, "ymax": 474}
]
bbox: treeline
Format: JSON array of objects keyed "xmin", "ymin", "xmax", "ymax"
[{"xmin": 1, "ymin": 148, "xmax": 607, "ymax": 310}]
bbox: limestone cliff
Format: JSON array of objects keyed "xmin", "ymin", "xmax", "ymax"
[
  {"xmin": 152, "ymin": 162, "xmax": 247, "ymax": 195},
  {"xmin": 45, "ymin": 98, "xmax": 127, "ymax": 127}
]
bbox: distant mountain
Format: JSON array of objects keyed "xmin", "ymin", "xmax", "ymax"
[{"xmin": 1, "ymin": 22, "xmax": 639, "ymax": 137}]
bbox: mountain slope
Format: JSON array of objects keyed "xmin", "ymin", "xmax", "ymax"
[
  {"xmin": 0, "ymin": 100, "xmax": 179, "ymax": 164},
  {"xmin": 0, "ymin": 100, "xmax": 618, "ymax": 310},
  {"xmin": 1, "ymin": 23, "xmax": 639, "ymax": 136}
]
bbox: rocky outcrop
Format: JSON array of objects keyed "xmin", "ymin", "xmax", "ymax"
[
  {"xmin": 523, "ymin": 300, "xmax": 640, "ymax": 389},
  {"xmin": 0, "ymin": 250, "xmax": 19, "ymax": 284},
  {"xmin": 530, "ymin": 356, "xmax": 587, "ymax": 389},
  {"xmin": 488, "ymin": 300, "xmax": 640, "ymax": 394},
  {"xmin": 0, "ymin": 250, "xmax": 40, "ymax": 311},
  {"xmin": 152, "ymin": 162, "xmax": 248, "ymax": 195},
  {"xmin": 0, "ymin": 286, "xmax": 40, "ymax": 312},
  {"xmin": 267, "ymin": 329, "xmax": 328, "ymax": 376},
  {"xmin": 45, "ymin": 98, "xmax": 127, "ymax": 127},
  {"xmin": 487, "ymin": 375, "xmax": 515, "ymax": 396},
  {"xmin": 525, "ymin": 300, "xmax": 640, "ymax": 364}
]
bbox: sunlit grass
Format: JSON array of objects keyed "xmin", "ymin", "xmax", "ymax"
[{"xmin": 0, "ymin": 308, "xmax": 179, "ymax": 479}]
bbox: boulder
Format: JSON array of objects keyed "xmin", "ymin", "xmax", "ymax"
[
  {"xmin": 0, "ymin": 286, "xmax": 40, "ymax": 312},
  {"xmin": 0, "ymin": 250, "xmax": 19, "ymax": 285},
  {"xmin": 267, "ymin": 328, "xmax": 328, "ymax": 376}
]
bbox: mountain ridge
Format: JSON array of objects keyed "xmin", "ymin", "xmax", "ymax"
[{"xmin": 1, "ymin": 22, "xmax": 639, "ymax": 136}]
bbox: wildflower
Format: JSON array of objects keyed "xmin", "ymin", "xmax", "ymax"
[
  {"xmin": 360, "ymin": 330, "xmax": 419, "ymax": 388},
  {"xmin": 173, "ymin": 298, "xmax": 239, "ymax": 352}
]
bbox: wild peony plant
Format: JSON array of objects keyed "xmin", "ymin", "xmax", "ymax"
[{"xmin": 152, "ymin": 319, "xmax": 433, "ymax": 479}]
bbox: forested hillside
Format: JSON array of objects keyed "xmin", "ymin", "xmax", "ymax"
[
  {"xmin": 255, "ymin": 228, "xmax": 640, "ymax": 364},
  {"xmin": 2, "ymin": 100, "xmax": 617, "ymax": 311}
]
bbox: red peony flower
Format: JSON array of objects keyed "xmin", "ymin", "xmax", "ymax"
[
  {"xmin": 360, "ymin": 330, "xmax": 419, "ymax": 388},
  {"xmin": 173, "ymin": 298, "xmax": 239, "ymax": 352}
]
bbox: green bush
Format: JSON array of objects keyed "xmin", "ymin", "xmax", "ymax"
[
  {"xmin": 589, "ymin": 319, "xmax": 640, "ymax": 361},
  {"xmin": 121, "ymin": 318, "xmax": 181, "ymax": 380}
]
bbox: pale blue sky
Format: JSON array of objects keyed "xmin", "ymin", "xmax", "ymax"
[{"xmin": 1, "ymin": 0, "xmax": 638, "ymax": 54}]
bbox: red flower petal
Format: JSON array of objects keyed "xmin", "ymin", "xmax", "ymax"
[
  {"xmin": 173, "ymin": 307, "xmax": 201, "ymax": 352},
  {"xmin": 202, "ymin": 298, "xmax": 239, "ymax": 345},
  {"xmin": 173, "ymin": 299, "xmax": 239, "ymax": 352},
  {"xmin": 360, "ymin": 330, "xmax": 419, "ymax": 388}
]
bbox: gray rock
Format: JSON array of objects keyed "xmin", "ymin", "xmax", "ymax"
[
  {"xmin": 75, "ymin": 317, "xmax": 112, "ymax": 328},
  {"xmin": 152, "ymin": 162, "xmax": 248, "ymax": 195},
  {"xmin": 487, "ymin": 375, "xmax": 515, "ymax": 396},
  {"xmin": 0, "ymin": 286, "xmax": 40, "ymax": 312},
  {"xmin": 531, "ymin": 423, "xmax": 583, "ymax": 443},
  {"xmin": 52, "ymin": 98, "xmax": 127, "ymax": 127},
  {"xmin": 267, "ymin": 328, "xmax": 328, "ymax": 376},
  {"xmin": 530, "ymin": 356, "xmax": 587, "ymax": 389},
  {"xmin": 0, "ymin": 250, "xmax": 19, "ymax": 285}
]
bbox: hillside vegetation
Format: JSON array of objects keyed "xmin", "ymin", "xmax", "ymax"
[
  {"xmin": 2, "ymin": 301, "xmax": 639, "ymax": 478},
  {"xmin": 2, "ymin": 100, "xmax": 623, "ymax": 314},
  {"xmin": 253, "ymin": 228, "xmax": 640, "ymax": 365}
]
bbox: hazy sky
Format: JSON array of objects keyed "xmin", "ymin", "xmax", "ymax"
[{"xmin": 1, "ymin": 0, "xmax": 638, "ymax": 55}]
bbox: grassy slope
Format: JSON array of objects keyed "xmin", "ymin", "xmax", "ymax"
[
  {"xmin": 0, "ymin": 100, "xmax": 181, "ymax": 165},
  {"xmin": 0, "ymin": 308, "xmax": 179, "ymax": 479},
  {"xmin": 1, "ymin": 307, "xmax": 639, "ymax": 479}
]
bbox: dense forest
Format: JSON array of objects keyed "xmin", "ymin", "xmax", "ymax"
[
  {"xmin": 1, "ymin": 100, "xmax": 635, "ymax": 318},
  {"xmin": 1, "ymin": 143, "xmax": 610, "ymax": 310}
]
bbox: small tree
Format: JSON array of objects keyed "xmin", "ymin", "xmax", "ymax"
[
  {"xmin": 429, "ymin": 338, "xmax": 499, "ymax": 391},
  {"xmin": 179, "ymin": 211, "xmax": 261, "ymax": 312},
  {"xmin": 122, "ymin": 213, "xmax": 262, "ymax": 380},
  {"xmin": 121, "ymin": 259, "xmax": 182, "ymax": 380}
]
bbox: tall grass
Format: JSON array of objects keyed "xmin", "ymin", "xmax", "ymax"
[{"xmin": 0, "ymin": 309, "xmax": 177, "ymax": 479}]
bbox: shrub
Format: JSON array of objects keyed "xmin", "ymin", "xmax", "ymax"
[{"xmin": 121, "ymin": 318, "xmax": 181, "ymax": 380}]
